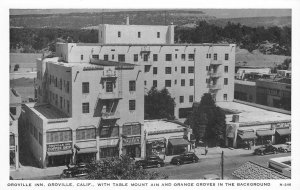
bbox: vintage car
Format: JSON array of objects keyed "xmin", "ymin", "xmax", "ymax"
[
  {"xmin": 254, "ymin": 145, "xmax": 278, "ymax": 155},
  {"xmin": 170, "ymin": 152, "xmax": 199, "ymax": 166},
  {"xmin": 274, "ymin": 142, "xmax": 291, "ymax": 153},
  {"xmin": 60, "ymin": 163, "xmax": 89, "ymax": 178},
  {"xmin": 135, "ymin": 156, "xmax": 165, "ymax": 169}
]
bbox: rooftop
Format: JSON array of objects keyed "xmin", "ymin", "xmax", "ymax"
[
  {"xmin": 75, "ymin": 43, "xmax": 233, "ymax": 47},
  {"xmin": 216, "ymin": 101, "xmax": 291, "ymax": 126},
  {"xmin": 26, "ymin": 103, "xmax": 69, "ymax": 120},
  {"xmin": 144, "ymin": 120, "xmax": 188, "ymax": 135}
]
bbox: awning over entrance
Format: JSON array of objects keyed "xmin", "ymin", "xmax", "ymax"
[
  {"xmin": 256, "ymin": 130, "xmax": 275, "ymax": 137},
  {"xmin": 169, "ymin": 138, "xmax": 190, "ymax": 146},
  {"xmin": 238, "ymin": 132, "xmax": 257, "ymax": 140},
  {"xmin": 77, "ymin": 147, "xmax": 98, "ymax": 154},
  {"xmin": 276, "ymin": 128, "xmax": 291, "ymax": 136},
  {"xmin": 47, "ymin": 150, "xmax": 72, "ymax": 156},
  {"xmin": 99, "ymin": 138, "xmax": 119, "ymax": 148}
]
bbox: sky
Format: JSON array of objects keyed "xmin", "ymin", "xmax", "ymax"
[{"xmin": 9, "ymin": 9, "xmax": 291, "ymax": 18}]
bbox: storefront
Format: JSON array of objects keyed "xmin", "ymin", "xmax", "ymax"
[
  {"xmin": 256, "ymin": 129, "xmax": 275, "ymax": 146},
  {"xmin": 99, "ymin": 138, "xmax": 120, "ymax": 158},
  {"xmin": 46, "ymin": 142, "xmax": 73, "ymax": 167},
  {"xmin": 237, "ymin": 130, "xmax": 257, "ymax": 148},
  {"xmin": 122, "ymin": 136, "xmax": 141, "ymax": 158},
  {"xmin": 146, "ymin": 138, "xmax": 166, "ymax": 157},
  {"xmin": 275, "ymin": 128, "xmax": 291, "ymax": 144},
  {"xmin": 167, "ymin": 138, "xmax": 190, "ymax": 155}
]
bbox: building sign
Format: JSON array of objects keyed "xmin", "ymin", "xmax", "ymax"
[
  {"xmin": 47, "ymin": 142, "xmax": 72, "ymax": 152},
  {"xmin": 271, "ymin": 122, "xmax": 291, "ymax": 129},
  {"xmin": 122, "ymin": 136, "xmax": 141, "ymax": 146}
]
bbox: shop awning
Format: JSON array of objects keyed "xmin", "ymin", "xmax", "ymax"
[
  {"xmin": 256, "ymin": 130, "xmax": 275, "ymax": 137},
  {"xmin": 238, "ymin": 132, "xmax": 257, "ymax": 140},
  {"xmin": 169, "ymin": 138, "xmax": 190, "ymax": 146},
  {"xmin": 77, "ymin": 147, "xmax": 98, "ymax": 154},
  {"xmin": 47, "ymin": 150, "xmax": 72, "ymax": 156},
  {"xmin": 276, "ymin": 128, "xmax": 291, "ymax": 136},
  {"xmin": 99, "ymin": 138, "xmax": 119, "ymax": 148}
]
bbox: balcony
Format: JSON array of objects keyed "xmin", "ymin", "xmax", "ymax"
[
  {"xmin": 101, "ymin": 69, "xmax": 117, "ymax": 78},
  {"xmin": 210, "ymin": 60, "xmax": 223, "ymax": 65},
  {"xmin": 98, "ymin": 91, "xmax": 122, "ymax": 100},
  {"xmin": 101, "ymin": 111, "xmax": 120, "ymax": 120},
  {"xmin": 207, "ymin": 84, "xmax": 221, "ymax": 90},
  {"xmin": 208, "ymin": 71, "xmax": 222, "ymax": 78}
]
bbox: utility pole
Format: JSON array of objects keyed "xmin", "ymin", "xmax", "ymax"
[{"xmin": 221, "ymin": 151, "xmax": 224, "ymax": 179}]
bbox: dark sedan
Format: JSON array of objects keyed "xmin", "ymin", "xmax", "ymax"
[
  {"xmin": 135, "ymin": 156, "xmax": 165, "ymax": 169},
  {"xmin": 60, "ymin": 163, "xmax": 89, "ymax": 178},
  {"xmin": 170, "ymin": 152, "xmax": 199, "ymax": 166},
  {"xmin": 254, "ymin": 145, "xmax": 278, "ymax": 155}
]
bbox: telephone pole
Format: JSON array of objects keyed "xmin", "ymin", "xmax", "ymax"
[{"xmin": 221, "ymin": 151, "xmax": 224, "ymax": 179}]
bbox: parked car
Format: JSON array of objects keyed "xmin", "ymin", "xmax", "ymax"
[
  {"xmin": 135, "ymin": 156, "xmax": 165, "ymax": 169},
  {"xmin": 170, "ymin": 152, "xmax": 199, "ymax": 166},
  {"xmin": 60, "ymin": 163, "xmax": 89, "ymax": 178},
  {"xmin": 254, "ymin": 145, "xmax": 278, "ymax": 155},
  {"xmin": 276, "ymin": 142, "xmax": 291, "ymax": 153}
]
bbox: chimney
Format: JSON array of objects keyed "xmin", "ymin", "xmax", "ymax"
[{"xmin": 126, "ymin": 16, "xmax": 130, "ymax": 25}]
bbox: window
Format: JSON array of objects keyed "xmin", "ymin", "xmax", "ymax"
[
  {"xmin": 55, "ymin": 77, "xmax": 57, "ymax": 87},
  {"xmin": 111, "ymin": 54, "xmax": 114, "ymax": 60},
  {"xmin": 81, "ymin": 55, "xmax": 83, "ymax": 60},
  {"xmin": 104, "ymin": 54, "xmax": 109, "ymax": 61},
  {"xmin": 10, "ymin": 107, "xmax": 16, "ymax": 115},
  {"xmin": 82, "ymin": 82, "xmax": 89, "ymax": 93},
  {"xmin": 206, "ymin": 66, "xmax": 209, "ymax": 71},
  {"xmin": 206, "ymin": 54, "xmax": 209, "ymax": 58},
  {"xmin": 209, "ymin": 54, "xmax": 211, "ymax": 58},
  {"xmin": 175, "ymin": 54, "xmax": 178, "ymax": 59},
  {"xmin": 153, "ymin": 67, "xmax": 158, "ymax": 74},
  {"xmin": 206, "ymin": 78, "xmax": 210, "ymax": 84},
  {"xmin": 118, "ymin": 31, "xmax": 121, "ymax": 37},
  {"xmin": 188, "ymin": 54, "xmax": 195, "ymax": 61},
  {"xmin": 92, "ymin": 54, "xmax": 99, "ymax": 59},
  {"xmin": 39, "ymin": 132, "xmax": 42, "ymax": 145},
  {"xmin": 10, "ymin": 134, "xmax": 15, "ymax": 146},
  {"xmin": 224, "ymin": 78, "xmax": 228, "ymax": 85},
  {"xmin": 175, "ymin": 67, "xmax": 177, "ymax": 72},
  {"xmin": 190, "ymin": 79, "xmax": 194, "ymax": 86},
  {"xmin": 223, "ymin": 94, "xmax": 228, "ymax": 101},
  {"xmin": 153, "ymin": 54, "xmax": 158, "ymax": 61},
  {"xmin": 82, "ymin": 103, "xmax": 89, "ymax": 113},
  {"xmin": 60, "ymin": 97, "xmax": 63, "ymax": 109},
  {"xmin": 153, "ymin": 80, "xmax": 157, "ymax": 88},
  {"xmin": 181, "ymin": 54, "xmax": 186, "ymax": 61},
  {"xmin": 165, "ymin": 80, "xmax": 171, "ymax": 87},
  {"xmin": 100, "ymin": 147, "xmax": 119, "ymax": 158},
  {"xmin": 144, "ymin": 65, "xmax": 151, "ymax": 72},
  {"xmin": 55, "ymin": 94, "xmax": 58, "ymax": 105},
  {"xmin": 214, "ymin": 53, "xmax": 217, "ymax": 60},
  {"xmin": 76, "ymin": 128, "xmax": 96, "ymax": 140},
  {"xmin": 100, "ymin": 126, "xmax": 119, "ymax": 138},
  {"xmin": 189, "ymin": 95, "xmax": 194, "ymax": 103},
  {"xmin": 67, "ymin": 100, "xmax": 70, "ymax": 113},
  {"xmin": 66, "ymin": 81, "xmax": 70, "ymax": 93},
  {"xmin": 165, "ymin": 67, "xmax": 172, "ymax": 74},
  {"xmin": 174, "ymin": 79, "xmax": 177, "ymax": 85},
  {"xmin": 138, "ymin": 32, "xmax": 141, "ymax": 38},
  {"xmin": 46, "ymin": 130, "xmax": 72, "ymax": 143},
  {"xmin": 144, "ymin": 80, "xmax": 147, "ymax": 86},
  {"xmin": 180, "ymin": 96, "xmax": 184, "ymax": 103},
  {"xmin": 143, "ymin": 54, "xmax": 148, "ymax": 62},
  {"xmin": 129, "ymin": 81, "xmax": 136, "ymax": 91},
  {"xmin": 165, "ymin": 54, "xmax": 172, "ymax": 61},
  {"xmin": 157, "ymin": 32, "xmax": 160, "ymax": 38},
  {"xmin": 181, "ymin": 67, "xmax": 185, "ymax": 73},
  {"xmin": 106, "ymin": 81, "xmax": 113, "ymax": 92},
  {"xmin": 134, "ymin": 54, "xmax": 138, "ymax": 62},
  {"xmin": 225, "ymin": 53, "xmax": 229, "ymax": 60},
  {"xmin": 118, "ymin": 54, "xmax": 125, "ymax": 62},
  {"xmin": 224, "ymin": 66, "xmax": 228, "ymax": 73},
  {"xmin": 181, "ymin": 79, "xmax": 185, "ymax": 86},
  {"xmin": 188, "ymin": 66, "xmax": 194, "ymax": 73},
  {"xmin": 123, "ymin": 124, "xmax": 141, "ymax": 136},
  {"xmin": 34, "ymin": 127, "xmax": 38, "ymax": 140},
  {"xmin": 129, "ymin": 100, "xmax": 136, "ymax": 111}
]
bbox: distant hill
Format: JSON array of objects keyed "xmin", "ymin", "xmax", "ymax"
[{"xmin": 10, "ymin": 10, "xmax": 291, "ymax": 29}]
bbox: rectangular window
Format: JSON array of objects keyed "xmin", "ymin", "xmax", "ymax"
[
  {"xmin": 153, "ymin": 67, "xmax": 158, "ymax": 74},
  {"xmin": 111, "ymin": 54, "xmax": 114, "ymax": 60},
  {"xmin": 129, "ymin": 81, "xmax": 136, "ymax": 91},
  {"xmin": 129, "ymin": 100, "xmax": 136, "ymax": 111},
  {"xmin": 144, "ymin": 80, "xmax": 147, "ymax": 86},
  {"xmin": 189, "ymin": 95, "xmax": 194, "ymax": 103},
  {"xmin": 106, "ymin": 81, "xmax": 113, "ymax": 92},
  {"xmin": 39, "ymin": 132, "xmax": 42, "ymax": 145},
  {"xmin": 82, "ymin": 82, "xmax": 89, "ymax": 93},
  {"xmin": 92, "ymin": 54, "xmax": 99, "ymax": 59},
  {"xmin": 174, "ymin": 79, "xmax": 177, "ymax": 85},
  {"xmin": 60, "ymin": 96, "xmax": 63, "ymax": 109},
  {"xmin": 81, "ymin": 55, "xmax": 83, "ymax": 60},
  {"xmin": 55, "ymin": 94, "xmax": 58, "ymax": 105},
  {"xmin": 175, "ymin": 54, "xmax": 178, "ymax": 59},
  {"xmin": 76, "ymin": 128, "xmax": 96, "ymax": 140},
  {"xmin": 165, "ymin": 54, "xmax": 172, "ymax": 61},
  {"xmin": 10, "ymin": 135, "xmax": 15, "ymax": 146},
  {"xmin": 224, "ymin": 66, "xmax": 228, "ymax": 73},
  {"xmin": 165, "ymin": 80, "xmax": 171, "ymax": 87},
  {"xmin": 123, "ymin": 124, "xmax": 141, "ymax": 136},
  {"xmin": 157, "ymin": 32, "xmax": 160, "ymax": 38},
  {"xmin": 206, "ymin": 78, "xmax": 210, "ymax": 84},
  {"xmin": 190, "ymin": 79, "xmax": 194, "ymax": 86},
  {"xmin": 138, "ymin": 32, "xmax": 141, "ymax": 38},
  {"xmin": 134, "ymin": 54, "xmax": 138, "ymax": 62},
  {"xmin": 100, "ymin": 126, "xmax": 119, "ymax": 138},
  {"xmin": 224, "ymin": 78, "xmax": 228, "ymax": 85},
  {"xmin": 82, "ymin": 103, "xmax": 89, "ymax": 113},
  {"xmin": 100, "ymin": 147, "xmax": 119, "ymax": 158},
  {"xmin": 118, "ymin": 54, "xmax": 125, "ymax": 62},
  {"xmin": 46, "ymin": 130, "xmax": 72, "ymax": 143},
  {"xmin": 67, "ymin": 100, "xmax": 70, "ymax": 113},
  {"xmin": 180, "ymin": 96, "xmax": 184, "ymax": 103},
  {"xmin": 104, "ymin": 54, "xmax": 109, "ymax": 61},
  {"xmin": 214, "ymin": 53, "xmax": 217, "ymax": 60},
  {"xmin": 181, "ymin": 54, "xmax": 186, "ymax": 61},
  {"xmin": 188, "ymin": 54, "xmax": 195, "ymax": 61},
  {"xmin": 143, "ymin": 54, "xmax": 148, "ymax": 62},
  {"xmin": 224, "ymin": 94, "xmax": 228, "ymax": 101},
  {"xmin": 181, "ymin": 79, "xmax": 185, "ymax": 86},
  {"xmin": 181, "ymin": 67, "xmax": 185, "ymax": 73},
  {"xmin": 144, "ymin": 65, "xmax": 151, "ymax": 72},
  {"xmin": 66, "ymin": 81, "xmax": 70, "ymax": 93},
  {"xmin": 118, "ymin": 31, "xmax": 121, "ymax": 38},
  {"xmin": 225, "ymin": 53, "xmax": 229, "ymax": 60},
  {"xmin": 55, "ymin": 77, "xmax": 57, "ymax": 87},
  {"xmin": 10, "ymin": 107, "xmax": 16, "ymax": 115},
  {"xmin": 153, "ymin": 54, "xmax": 158, "ymax": 61},
  {"xmin": 188, "ymin": 66, "xmax": 194, "ymax": 73},
  {"xmin": 165, "ymin": 67, "xmax": 172, "ymax": 74},
  {"xmin": 153, "ymin": 80, "xmax": 157, "ymax": 88}
]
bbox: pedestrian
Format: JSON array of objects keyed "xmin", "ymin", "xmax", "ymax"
[{"xmin": 205, "ymin": 145, "xmax": 208, "ymax": 156}]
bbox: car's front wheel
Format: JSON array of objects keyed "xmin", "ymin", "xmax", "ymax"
[
  {"xmin": 176, "ymin": 161, "xmax": 181, "ymax": 166},
  {"xmin": 157, "ymin": 163, "xmax": 161, "ymax": 168},
  {"xmin": 260, "ymin": 151, "xmax": 264, "ymax": 155}
]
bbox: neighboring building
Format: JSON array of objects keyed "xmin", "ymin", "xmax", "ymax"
[
  {"xmin": 235, "ymin": 66, "xmax": 271, "ymax": 80},
  {"xmin": 218, "ymin": 101, "xmax": 291, "ymax": 149},
  {"xmin": 55, "ymin": 19, "xmax": 236, "ymax": 119},
  {"xmin": 144, "ymin": 120, "xmax": 192, "ymax": 157},
  {"xmin": 10, "ymin": 88, "xmax": 21, "ymax": 170},
  {"xmin": 268, "ymin": 156, "xmax": 291, "ymax": 177},
  {"xmin": 234, "ymin": 80, "xmax": 256, "ymax": 103},
  {"xmin": 23, "ymin": 57, "xmax": 145, "ymax": 168}
]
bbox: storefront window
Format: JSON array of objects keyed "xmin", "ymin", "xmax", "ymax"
[
  {"xmin": 76, "ymin": 128, "xmax": 96, "ymax": 140},
  {"xmin": 100, "ymin": 126, "xmax": 119, "ymax": 138},
  {"xmin": 46, "ymin": 130, "xmax": 72, "ymax": 143},
  {"xmin": 100, "ymin": 147, "xmax": 119, "ymax": 158}
]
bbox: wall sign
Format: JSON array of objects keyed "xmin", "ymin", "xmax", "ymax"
[
  {"xmin": 122, "ymin": 136, "xmax": 141, "ymax": 146},
  {"xmin": 47, "ymin": 142, "xmax": 72, "ymax": 152}
]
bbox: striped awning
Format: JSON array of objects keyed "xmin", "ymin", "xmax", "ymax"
[
  {"xmin": 47, "ymin": 150, "xmax": 72, "ymax": 156},
  {"xmin": 169, "ymin": 138, "xmax": 190, "ymax": 146},
  {"xmin": 256, "ymin": 130, "xmax": 275, "ymax": 137},
  {"xmin": 238, "ymin": 132, "xmax": 257, "ymax": 140}
]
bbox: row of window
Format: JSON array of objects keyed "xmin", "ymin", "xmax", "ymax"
[
  {"xmin": 49, "ymin": 91, "xmax": 70, "ymax": 113},
  {"xmin": 49, "ymin": 75, "xmax": 70, "ymax": 93},
  {"xmin": 117, "ymin": 31, "xmax": 160, "ymax": 38},
  {"xmin": 206, "ymin": 66, "xmax": 229, "ymax": 73},
  {"xmin": 162, "ymin": 78, "xmax": 228, "ymax": 87},
  {"xmin": 82, "ymin": 100, "xmax": 136, "ymax": 114},
  {"xmin": 206, "ymin": 53, "xmax": 229, "ymax": 61},
  {"xmin": 82, "ymin": 81, "xmax": 136, "ymax": 94},
  {"xmin": 29, "ymin": 122, "xmax": 43, "ymax": 146},
  {"xmin": 178, "ymin": 94, "xmax": 228, "ymax": 103}
]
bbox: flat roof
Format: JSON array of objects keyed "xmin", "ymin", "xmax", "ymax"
[
  {"xmin": 26, "ymin": 103, "xmax": 69, "ymax": 120},
  {"xmin": 75, "ymin": 43, "xmax": 233, "ymax": 47},
  {"xmin": 216, "ymin": 101, "xmax": 291, "ymax": 126},
  {"xmin": 90, "ymin": 58, "xmax": 136, "ymax": 67},
  {"xmin": 144, "ymin": 120, "xmax": 187, "ymax": 134},
  {"xmin": 234, "ymin": 79, "xmax": 256, "ymax": 86}
]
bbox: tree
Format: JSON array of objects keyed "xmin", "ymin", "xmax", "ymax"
[
  {"xmin": 86, "ymin": 155, "xmax": 168, "ymax": 180},
  {"xmin": 185, "ymin": 93, "xmax": 226, "ymax": 147},
  {"xmin": 145, "ymin": 87, "xmax": 176, "ymax": 120}
]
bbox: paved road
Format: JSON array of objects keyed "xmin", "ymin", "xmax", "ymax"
[{"xmin": 149, "ymin": 152, "xmax": 291, "ymax": 179}]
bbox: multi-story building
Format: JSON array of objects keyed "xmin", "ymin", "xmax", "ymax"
[
  {"xmin": 54, "ymin": 20, "xmax": 235, "ymax": 119},
  {"xmin": 23, "ymin": 57, "xmax": 145, "ymax": 168},
  {"xmin": 10, "ymin": 88, "xmax": 21, "ymax": 170}
]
